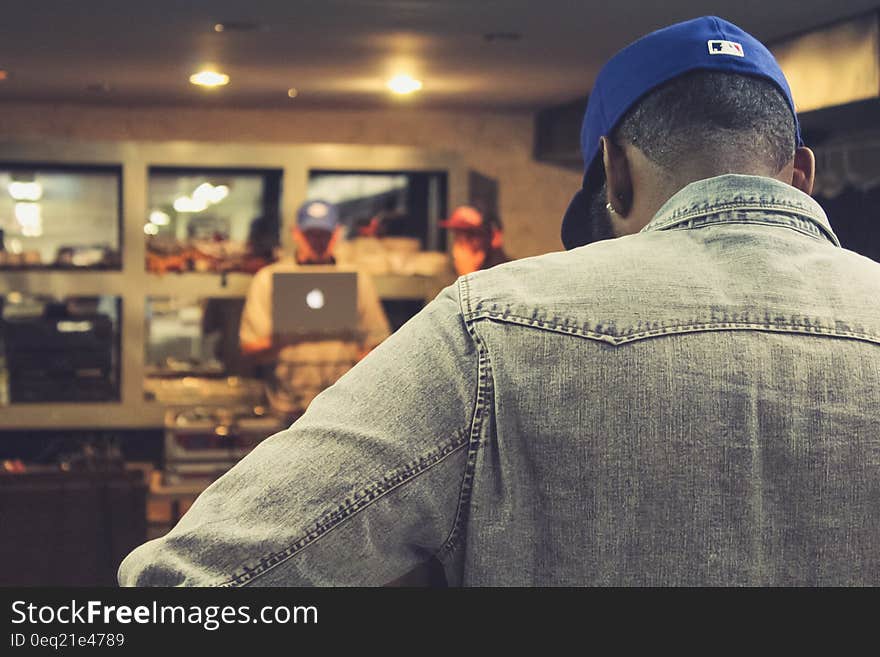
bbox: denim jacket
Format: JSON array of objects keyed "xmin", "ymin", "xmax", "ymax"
[{"xmin": 120, "ymin": 174, "xmax": 880, "ymax": 586}]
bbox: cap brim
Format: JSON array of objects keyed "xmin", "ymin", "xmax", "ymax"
[
  {"xmin": 298, "ymin": 219, "xmax": 337, "ymax": 232},
  {"xmin": 439, "ymin": 220, "xmax": 483, "ymax": 231},
  {"xmin": 560, "ymin": 187, "xmax": 593, "ymax": 250}
]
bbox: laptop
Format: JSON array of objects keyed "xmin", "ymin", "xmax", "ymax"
[{"xmin": 271, "ymin": 271, "xmax": 359, "ymax": 341}]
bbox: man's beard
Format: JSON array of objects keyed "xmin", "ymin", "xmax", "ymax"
[{"xmin": 585, "ymin": 180, "xmax": 616, "ymax": 243}]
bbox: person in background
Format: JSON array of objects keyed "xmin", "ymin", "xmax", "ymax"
[
  {"xmin": 201, "ymin": 216, "xmax": 281, "ymax": 377},
  {"xmin": 440, "ymin": 205, "xmax": 511, "ymax": 276},
  {"xmin": 237, "ymin": 214, "xmax": 279, "ymax": 274},
  {"xmin": 238, "ymin": 199, "xmax": 391, "ymax": 422},
  {"xmin": 54, "ymin": 247, "xmax": 75, "ymax": 267},
  {"xmin": 120, "ymin": 16, "xmax": 880, "ymax": 587}
]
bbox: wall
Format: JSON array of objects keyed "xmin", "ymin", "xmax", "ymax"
[{"xmin": 0, "ymin": 103, "xmax": 582, "ymax": 258}]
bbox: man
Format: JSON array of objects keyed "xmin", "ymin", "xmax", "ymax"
[
  {"xmin": 120, "ymin": 16, "xmax": 880, "ymax": 586},
  {"xmin": 238, "ymin": 199, "xmax": 391, "ymax": 420},
  {"xmin": 441, "ymin": 205, "xmax": 511, "ymax": 276}
]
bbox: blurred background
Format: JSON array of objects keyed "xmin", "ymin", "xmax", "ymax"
[{"xmin": 1, "ymin": 0, "xmax": 879, "ymax": 585}]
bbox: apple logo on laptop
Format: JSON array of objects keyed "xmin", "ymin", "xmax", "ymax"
[{"xmin": 306, "ymin": 288, "xmax": 325, "ymax": 310}]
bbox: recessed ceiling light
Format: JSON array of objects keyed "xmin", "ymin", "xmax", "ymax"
[
  {"xmin": 387, "ymin": 74, "xmax": 422, "ymax": 95},
  {"xmin": 287, "ymin": 87, "xmax": 298, "ymax": 98},
  {"xmin": 8, "ymin": 181, "xmax": 42, "ymax": 201},
  {"xmin": 214, "ymin": 21, "xmax": 261, "ymax": 33},
  {"xmin": 209, "ymin": 185, "xmax": 229, "ymax": 203},
  {"xmin": 173, "ymin": 196, "xmax": 208, "ymax": 213},
  {"xmin": 149, "ymin": 210, "xmax": 170, "ymax": 226},
  {"xmin": 190, "ymin": 70, "xmax": 229, "ymax": 88}
]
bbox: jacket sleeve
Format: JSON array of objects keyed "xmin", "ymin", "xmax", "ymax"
[
  {"xmin": 119, "ymin": 281, "xmax": 479, "ymax": 586},
  {"xmin": 238, "ymin": 266, "xmax": 272, "ymax": 348}
]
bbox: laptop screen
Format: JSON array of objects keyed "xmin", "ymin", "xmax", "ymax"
[{"xmin": 271, "ymin": 271, "xmax": 358, "ymax": 341}]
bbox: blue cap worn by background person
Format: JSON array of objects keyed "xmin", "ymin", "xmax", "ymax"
[
  {"xmin": 297, "ymin": 200, "xmax": 339, "ymax": 232},
  {"xmin": 561, "ymin": 15, "xmax": 802, "ymax": 250}
]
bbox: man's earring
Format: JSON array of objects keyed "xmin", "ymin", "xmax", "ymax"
[{"xmin": 606, "ymin": 202, "xmax": 616, "ymax": 214}]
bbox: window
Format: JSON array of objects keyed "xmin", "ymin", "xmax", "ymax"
[
  {"xmin": 0, "ymin": 165, "xmax": 122, "ymax": 270},
  {"xmin": 145, "ymin": 296, "xmax": 252, "ymax": 379},
  {"xmin": 144, "ymin": 296, "xmax": 269, "ymax": 405},
  {"xmin": 146, "ymin": 168, "xmax": 282, "ymax": 273},
  {"xmin": 307, "ymin": 171, "xmax": 447, "ymax": 251},
  {"xmin": 0, "ymin": 293, "xmax": 121, "ymax": 403}
]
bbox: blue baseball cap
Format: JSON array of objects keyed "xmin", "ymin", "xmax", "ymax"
[
  {"xmin": 297, "ymin": 200, "xmax": 339, "ymax": 232},
  {"xmin": 561, "ymin": 16, "xmax": 802, "ymax": 250}
]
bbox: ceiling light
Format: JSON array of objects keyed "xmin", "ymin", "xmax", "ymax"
[
  {"xmin": 149, "ymin": 210, "xmax": 170, "ymax": 226},
  {"xmin": 8, "ymin": 181, "xmax": 42, "ymax": 201},
  {"xmin": 173, "ymin": 196, "xmax": 208, "ymax": 213},
  {"xmin": 287, "ymin": 88, "xmax": 298, "ymax": 98},
  {"xmin": 214, "ymin": 22, "xmax": 261, "ymax": 33},
  {"xmin": 190, "ymin": 70, "xmax": 229, "ymax": 88},
  {"xmin": 387, "ymin": 74, "xmax": 422, "ymax": 95},
  {"xmin": 144, "ymin": 223, "xmax": 159, "ymax": 235},
  {"xmin": 15, "ymin": 202, "xmax": 42, "ymax": 237},
  {"xmin": 208, "ymin": 185, "xmax": 229, "ymax": 203},
  {"xmin": 14, "ymin": 202, "xmax": 41, "ymax": 228},
  {"xmin": 192, "ymin": 182, "xmax": 215, "ymax": 205}
]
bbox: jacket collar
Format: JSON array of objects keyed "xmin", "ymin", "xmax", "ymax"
[{"xmin": 641, "ymin": 174, "xmax": 840, "ymax": 247}]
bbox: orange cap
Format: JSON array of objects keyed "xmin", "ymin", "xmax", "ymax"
[{"xmin": 439, "ymin": 206, "xmax": 486, "ymax": 232}]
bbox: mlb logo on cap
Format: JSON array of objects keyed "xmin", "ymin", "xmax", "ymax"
[
  {"xmin": 297, "ymin": 199, "xmax": 340, "ymax": 231},
  {"xmin": 708, "ymin": 40, "xmax": 744, "ymax": 57}
]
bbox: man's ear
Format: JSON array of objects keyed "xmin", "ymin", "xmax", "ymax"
[
  {"xmin": 490, "ymin": 227, "xmax": 503, "ymax": 250},
  {"xmin": 328, "ymin": 225, "xmax": 344, "ymax": 253},
  {"xmin": 292, "ymin": 227, "xmax": 312, "ymax": 259},
  {"xmin": 601, "ymin": 136, "xmax": 633, "ymax": 216},
  {"xmin": 791, "ymin": 146, "xmax": 815, "ymax": 196}
]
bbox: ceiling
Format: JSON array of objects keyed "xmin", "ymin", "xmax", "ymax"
[{"xmin": 0, "ymin": 0, "xmax": 876, "ymax": 110}]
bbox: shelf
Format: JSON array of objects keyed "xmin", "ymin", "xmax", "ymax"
[
  {"xmin": 0, "ymin": 139, "xmax": 467, "ymax": 431},
  {"xmin": 0, "ymin": 402, "xmax": 166, "ymax": 429}
]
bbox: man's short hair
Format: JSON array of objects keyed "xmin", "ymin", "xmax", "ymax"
[{"xmin": 612, "ymin": 70, "xmax": 797, "ymax": 174}]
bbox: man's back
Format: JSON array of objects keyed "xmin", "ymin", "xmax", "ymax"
[
  {"xmin": 120, "ymin": 175, "xmax": 880, "ymax": 587},
  {"xmin": 456, "ymin": 175, "xmax": 879, "ymax": 585}
]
